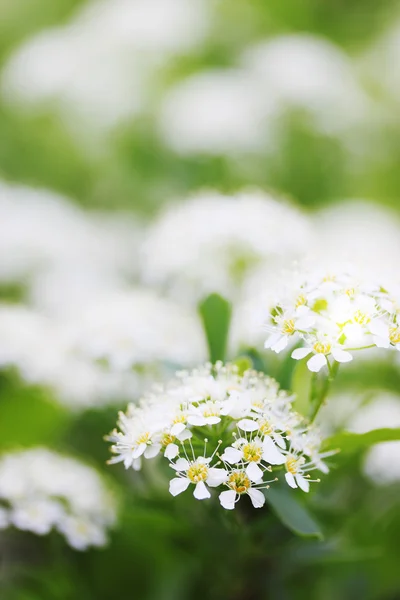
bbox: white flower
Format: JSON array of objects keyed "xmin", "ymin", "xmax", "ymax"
[
  {"xmin": 221, "ymin": 435, "xmax": 285, "ymax": 483},
  {"xmin": 169, "ymin": 457, "xmax": 227, "ymax": 500},
  {"xmin": 219, "ymin": 469, "xmax": 266, "ymax": 510},
  {"xmin": 57, "ymin": 516, "xmax": 108, "ymax": 551},
  {"xmin": 284, "ymin": 455, "xmax": 311, "ymax": 492},
  {"xmin": 264, "ymin": 307, "xmax": 315, "ymax": 354},
  {"xmin": 292, "ymin": 337, "xmax": 353, "ymax": 373}
]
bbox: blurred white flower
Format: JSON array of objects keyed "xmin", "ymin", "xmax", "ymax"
[
  {"xmin": 141, "ymin": 190, "xmax": 312, "ymax": 301},
  {"xmin": 363, "ymin": 441, "xmax": 400, "ymax": 486},
  {"xmin": 347, "ymin": 394, "xmax": 400, "ymax": 434},
  {"xmin": 68, "ymin": 288, "xmax": 207, "ymax": 370},
  {"xmin": 2, "ymin": 0, "xmax": 210, "ymax": 133},
  {"xmin": 0, "ymin": 181, "xmax": 140, "ymax": 297},
  {"xmin": 243, "ymin": 35, "xmax": 368, "ymax": 135},
  {"xmin": 158, "ymin": 70, "xmax": 270, "ymax": 154},
  {"xmin": 0, "ymin": 448, "xmax": 116, "ymax": 550}
]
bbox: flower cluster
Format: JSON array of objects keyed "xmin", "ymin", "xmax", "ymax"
[
  {"xmin": 264, "ymin": 272, "xmax": 400, "ymax": 372},
  {"xmin": 107, "ymin": 363, "xmax": 329, "ymax": 509},
  {"xmin": 0, "ymin": 448, "xmax": 117, "ymax": 550}
]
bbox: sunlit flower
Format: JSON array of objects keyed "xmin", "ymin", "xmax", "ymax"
[{"xmin": 264, "ymin": 271, "xmax": 400, "ymax": 372}]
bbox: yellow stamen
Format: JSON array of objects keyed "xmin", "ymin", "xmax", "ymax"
[
  {"xmin": 228, "ymin": 471, "xmax": 250, "ymax": 494},
  {"xmin": 390, "ymin": 327, "xmax": 400, "ymax": 345},
  {"xmin": 242, "ymin": 442, "xmax": 263, "ymax": 463},
  {"xmin": 187, "ymin": 462, "xmax": 208, "ymax": 483},
  {"xmin": 313, "ymin": 341, "xmax": 331, "ymax": 355}
]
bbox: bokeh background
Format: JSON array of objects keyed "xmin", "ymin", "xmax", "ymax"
[{"xmin": 1, "ymin": 0, "xmax": 400, "ymax": 598}]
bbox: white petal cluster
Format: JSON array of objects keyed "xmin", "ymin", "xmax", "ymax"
[
  {"xmin": 0, "ymin": 181, "xmax": 139, "ymax": 310},
  {"xmin": 141, "ymin": 191, "xmax": 311, "ymax": 301},
  {"xmin": 264, "ymin": 271, "xmax": 400, "ymax": 372},
  {"xmin": 0, "ymin": 448, "xmax": 116, "ymax": 550},
  {"xmin": 107, "ymin": 363, "xmax": 329, "ymax": 509}
]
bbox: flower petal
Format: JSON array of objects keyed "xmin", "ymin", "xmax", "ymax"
[
  {"xmin": 296, "ymin": 475, "xmax": 310, "ymax": 493},
  {"xmin": 193, "ymin": 481, "xmax": 211, "ymax": 500},
  {"xmin": 246, "ymin": 462, "xmax": 263, "ymax": 483},
  {"xmin": 221, "ymin": 447, "xmax": 243, "ymax": 464},
  {"xmin": 144, "ymin": 443, "xmax": 161, "ymax": 459},
  {"xmin": 285, "ymin": 472, "xmax": 297, "ymax": 489},
  {"xmin": 170, "ymin": 458, "xmax": 190, "ymax": 471},
  {"xmin": 247, "ymin": 488, "xmax": 265, "ymax": 508},
  {"xmin": 331, "ymin": 349, "xmax": 352, "ymax": 364},
  {"xmin": 262, "ymin": 436, "xmax": 286, "ymax": 465},
  {"xmin": 307, "ymin": 353, "xmax": 327, "ymax": 372},
  {"xmin": 132, "ymin": 443, "xmax": 147, "ymax": 459},
  {"xmin": 292, "ymin": 347, "xmax": 312, "ymax": 360},
  {"xmin": 272, "ymin": 336, "xmax": 288, "ymax": 354},
  {"xmin": 237, "ymin": 419, "xmax": 259, "ymax": 432},
  {"xmin": 171, "ymin": 423, "xmax": 186, "ymax": 436},
  {"xmin": 219, "ymin": 490, "xmax": 236, "ymax": 510},
  {"xmin": 207, "ymin": 468, "xmax": 228, "ymax": 487},
  {"xmin": 164, "ymin": 443, "xmax": 179, "ymax": 460},
  {"xmin": 169, "ymin": 477, "xmax": 190, "ymax": 496}
]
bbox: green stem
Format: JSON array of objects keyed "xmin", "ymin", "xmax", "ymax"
[{"xmin": 308, "ymin": 360, "xmax": 340, "ymax": 423}]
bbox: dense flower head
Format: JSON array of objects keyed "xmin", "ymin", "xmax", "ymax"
[
  {"xmin": 0, "ymin": 448, "xmax": 116, "ymax": 550},
  {"xmin": 107, "ymin": 363, "xmax": 329, "ymax": 509},
  {"xmin": 264, "ymin": 271, "xmax": 400, "ymax": 372}
]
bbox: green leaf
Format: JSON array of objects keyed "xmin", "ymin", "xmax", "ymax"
[
  {"xmin": 198, "ymin": 293, "xmax": 232, "ymax": 363},
  {"xmin": 265, "ymin": 486, "xmax": 323, "ymax": 539},
  {"xmin": 323, "ymin": 428, "xmax": 400, "ymax": 455}
]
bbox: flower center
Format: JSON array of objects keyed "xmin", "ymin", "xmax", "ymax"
[
  {"xmin": 136, "ymin": 432, "xmax": 150, "ymax": 445},
  {"xmin": 228, "ymin": 471, "xmax": 250, "ymax": 494},
  {"xmin": 345, "ymin": 287, "xmax": 356, "ymax": 298},
  {"xmin": 242, "ymin": 442, "xmax": 263, "ymax": 463},
  {"xmin": 187, "ymin": 462, "xmax": 208, "ymax": 483},
  {"xmin": 161, "ymin": 433, "xmax": 176, "ymax": 447},
  {"xmin": 389, "ymin": 327, "xmax": 400, "ymax": 345},
  {"xmin": 313, "ymin": 341, "xmax": 331, "ymax": 355},
  {"xmin": 295, "ymin": 294, "xmax": 307, "ymax": 308},
  {"xmin": 173, "ymin": 412, "xmax": 187, "ymax": 425},
  {"xmin": 203, "ymin": 403, "xmax": 220, "ymax": 418},
  {"xmin": 258, "ymin": 419, "xmax": 272, "ymax": 436},
  {"xmin": 282, "ymin": 319, "xmax": 295, "ymax": 335},
  {"xmin": 353, "ymin": 310, "xmax": 370, "ymax": 325},
  {"xmin": 286, "ymin": 455, "xmax": 299, "ymax": 475}
]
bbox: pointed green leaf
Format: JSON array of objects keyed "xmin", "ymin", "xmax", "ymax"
[
  {"xmin": 323, "ymin": 428, "xmax": 400, "ymax": 455},
  {"xmin": 198, "ymin": 294, "xmax": 232, "ymax": 363},
  {"xmin": 265, "ymin": 487, "xmax": 323, "ymax": 539}
]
